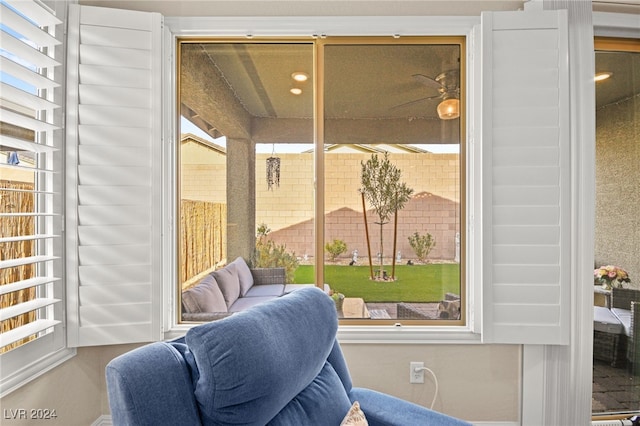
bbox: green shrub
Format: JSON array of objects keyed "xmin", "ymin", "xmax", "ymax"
[
  {"xmin": 325, "ymin": 239, "xmax": 347, "ymax": 262},
  {"xmin": 408, "ymin": 231, "xmax": 436, "ymax": 263},
  {"xmin": 254, "ymin": 223, "xmax": 299, "ymax": 283}
]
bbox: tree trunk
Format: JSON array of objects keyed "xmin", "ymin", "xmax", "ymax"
[
  {"xmin": 361, "ymin": 192, "xmax": 374, "ymax": 280},
  {"xmin": 379, "ymin": 222, "xmax": 384, "ymax": 278}
]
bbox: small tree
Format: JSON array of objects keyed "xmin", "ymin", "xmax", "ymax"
[
  {"xmin": 254, "ymin": 223, "xmax": 299, "ymax": 283},
  {"xmin": 325, "ymin": 239, "xmax": 347, "ymax": 262},
  {"xmin": 408, "ymin": 231, "xmax": 436, "ymax": 263},
  {"xmin": 360, "ymin": 152, "xmax": 413, "ymax": 278}
]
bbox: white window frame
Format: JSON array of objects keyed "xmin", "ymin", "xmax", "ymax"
[
  {"xmin": 0, "ymin": 0, "xmax": 75, "ymax": 397},
  {"xmin": 161, "ymin": 16, "xmax": 483, "ymax": 343}
]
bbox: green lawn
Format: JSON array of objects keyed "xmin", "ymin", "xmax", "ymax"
[{"xmin": 294, "ymin": 264, "xmax": 460, "ymax": 303}]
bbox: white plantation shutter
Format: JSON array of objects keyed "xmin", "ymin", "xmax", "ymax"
[
  {"xmin": 481, "ymin": 10, "xmax": 570, "ymax": 344},
  {"xmin": 66, "ymin": 5, "xmax": 163, "ymax": 346},
  {"xmin": 0, "ymin": 0, "xmax": 70, "ymax": 395}
]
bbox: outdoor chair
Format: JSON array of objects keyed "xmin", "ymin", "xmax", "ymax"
[
  {"xmin": 397, "ymin": 302, "xmax": 433, "ymax": 320},
  {"xmin": 610, "ymin": 288, "xmax": 640, "ymax": 375}
]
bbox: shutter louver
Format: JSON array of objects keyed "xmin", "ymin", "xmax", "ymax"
[
  {"xmin": 0, "ymin": 0, "xmax": 63, "ymax": 352},
  {"xmin": 481, "ymin": 10, "xmax": 570, "ymax": 344},
  {"xmin": 65, "ymin": 5, "xmax": 163, "ymax": 347}
]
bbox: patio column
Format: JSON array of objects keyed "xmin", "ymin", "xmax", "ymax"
[{"xmin": 227, "ymin": 138, "xmax": 256, "ymax": 262}]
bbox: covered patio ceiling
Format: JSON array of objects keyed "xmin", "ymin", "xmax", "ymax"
[{"xmin": 180, "ymin": 41, "xmax": 463, "ymax": 146}]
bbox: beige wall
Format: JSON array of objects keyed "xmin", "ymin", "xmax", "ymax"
[
  {"xmin": 595, "ymin": 95, "xmax": 640, "ymax": 289},
  {"xmin": 0, "ymin": 344, "xmax": 141, "ymax": 426},
  {"xmin": 0, "ymin": 342, "xmax": 519, "ymax": 424}
]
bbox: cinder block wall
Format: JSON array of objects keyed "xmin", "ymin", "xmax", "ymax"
[
  {"xmin": 181, "ymin": 140, "xmax": 461, "ymax": 263},
  {"xmin": 256, "ymin": 152, "xmax": 460, "ymax": 262}
]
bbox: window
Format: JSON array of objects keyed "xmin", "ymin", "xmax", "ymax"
[
  {"xmin": 177, "ymin": 37, "xmax": 465, "ymax": 324},
  {"xmin": 0, "ymin": 0, "xmax": 71, "ymax": 396}
]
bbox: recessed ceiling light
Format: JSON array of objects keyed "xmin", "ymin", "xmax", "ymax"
[
  {"xmin": 290, "ymin": 87, "xmax": 302, "ymax": 95},
  {"xmin": 595, "ymin": 72, "xmax": 612, "ymax": 82},
  {"xmin": 291, "ymin": 72, "xmax": 309, "ymax": 82}
]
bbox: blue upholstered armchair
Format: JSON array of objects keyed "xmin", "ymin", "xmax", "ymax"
[{"xmin": 106, "ymin": 287, "xmax": 470, "ymax": 425}]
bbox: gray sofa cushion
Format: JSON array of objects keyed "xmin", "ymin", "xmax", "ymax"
[
  {"xmin": 213, "ymin": 264, "xmax": 241, "ymax": 308},
  {"xmin": 244, "ymin": 284, "xmax": 285, "ymax": 298},
  {"xmin": 230, "ymin": 257, "xmax": 254, "ymax": 296},
  {"xmin": 182, "ymin": 274, "xmax": 227, "ymax": 313},
  {"xmin": 228, "ymin": 296, "xmax": 276, "ymax": 312}
]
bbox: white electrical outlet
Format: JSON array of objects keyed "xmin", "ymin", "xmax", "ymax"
[{"xmin": 409, "ymin": 361, "xmax": 424, "ymax": 383}]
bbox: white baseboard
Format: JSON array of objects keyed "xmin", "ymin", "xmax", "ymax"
[{"xmin": 91, "ymin": 415, "xmax": 112, "ymax": 426}]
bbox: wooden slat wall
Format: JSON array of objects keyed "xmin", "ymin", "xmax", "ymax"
[{"xmin": 180, "ymin": 200, "xmax": 227, "ymax": 286}]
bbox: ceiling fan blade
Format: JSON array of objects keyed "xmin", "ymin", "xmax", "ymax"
[
  {"xmin": 412, "ymin": 74, "xmax": 445, "ymax": 90},
  {"xmin": 391, "ymin": 93, "xmax": 443, "ymax": 109}
]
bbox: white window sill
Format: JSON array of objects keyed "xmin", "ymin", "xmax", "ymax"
[{"xmin": 165, "ymin": 324, "xmax": 481, "ymax": 345}]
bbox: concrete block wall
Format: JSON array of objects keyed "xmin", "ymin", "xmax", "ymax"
[{"xmin": 181, "ymin": 139, "xmax": 461, "ymax": 263}]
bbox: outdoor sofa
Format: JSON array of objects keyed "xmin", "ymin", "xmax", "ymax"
[{"xmin": 181, "ymin": 257, "xmax": 322, "ymax": 321}]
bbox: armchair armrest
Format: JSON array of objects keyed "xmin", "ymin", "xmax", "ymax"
[
  {"xmin": 181, "ymin": 312, "xmax": 232, "ymax": 322},
  {"xmin": 349, "ymin": 388, "xmax": 470, "ymax": 426},
  {"xmin": 251, "ymin": 267, "xmax": 286, "ymax": 285}
]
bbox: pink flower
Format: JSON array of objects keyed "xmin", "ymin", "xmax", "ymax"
[{"xmin": 594, "ymin": 265, "xmax": 631, "ymax": 289}]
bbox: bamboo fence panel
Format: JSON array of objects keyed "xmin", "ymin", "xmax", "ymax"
[
  {"xmin": 1, "ymin": 180, "xmax": 36, "ymax": 353},
  {"xmin": 180, "ymin": 200, "xmax": 226, "ymax": 286}
]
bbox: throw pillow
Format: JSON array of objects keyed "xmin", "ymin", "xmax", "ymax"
[
  {"xmin": 182, "ymin": 274, "xmax": 227, "ymax": 313},
  {"xmin": 212, "ymin": 263, "xmax": 241, "ymax": 308},
  {"xmin": 340, "ymin": 401, "xmax": 368, "ymax": 426},
  {"xmin": 231, "ymin": 257, "xmax": 254, "ymax": 297}
]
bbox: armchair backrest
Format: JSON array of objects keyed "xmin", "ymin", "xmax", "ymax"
[
  {"xmin": 184, "ymin": 286, "xmax": 350, "ymax": 425},
  {"xmin": 611, "ymin": 287, "xmax": 640, "ymax": 310}
]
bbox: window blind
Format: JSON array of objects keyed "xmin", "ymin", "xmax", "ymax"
[
  {"xmin": 65, "ymin": 4, "xmax": 163, "ymax": 347},
  {"xmin": 481, "ymin": 9, "xmax": 570, "ymax": 345},
  {"xmin": 0, "ymin": 0, "xmax": 63, "ymax": 352}
]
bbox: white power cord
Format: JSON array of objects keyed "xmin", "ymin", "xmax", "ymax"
[{"xmin": 414, "ymin": 366, "xmax": 439, "ymax": 410}]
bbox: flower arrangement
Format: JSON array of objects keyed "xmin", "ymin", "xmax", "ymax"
[{"xmin": 594, "ymin": 265, "xmax": 631, "ymax": 290}]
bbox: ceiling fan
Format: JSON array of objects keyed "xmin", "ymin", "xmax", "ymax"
[{"xmin": 393, "ymin": 69, "xmax": 460, "ymax": 120}]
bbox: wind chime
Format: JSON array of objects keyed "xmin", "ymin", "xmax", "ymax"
[{"xmin": 266, "ymin": 144, "xmax": 280, "ymax": 190}]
